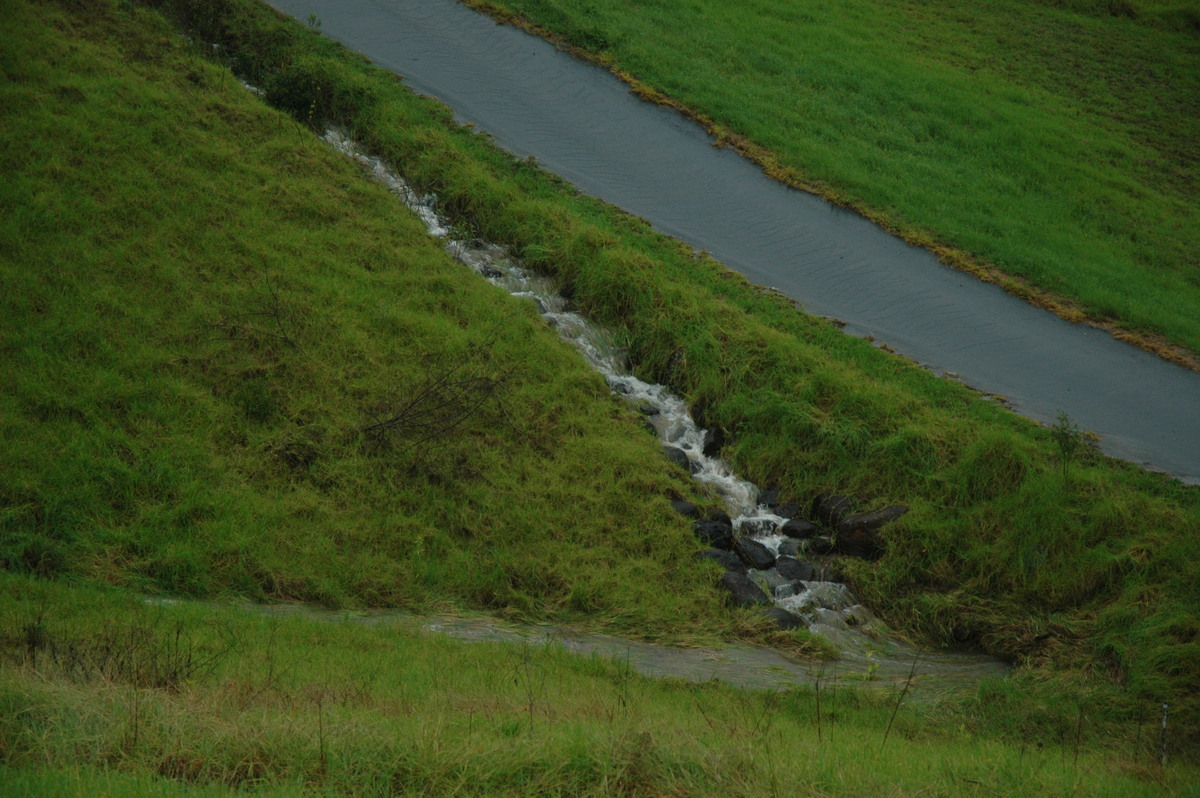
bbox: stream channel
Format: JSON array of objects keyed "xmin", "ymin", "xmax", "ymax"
[
  {"xmin": 267, "ymin": 0, "xmax": 1200, "ymax": 484},
  {"xmin": 301, "ymin": 127, "xmax": 1010, "ymax": 695}
]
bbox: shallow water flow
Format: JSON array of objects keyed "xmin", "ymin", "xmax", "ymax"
[
  {"xmin": 321, "ymin": 128, "xmax": 1008, "ymax": 689},
  {"xmin": 269, "ymin": 0, "xmax": 1200, "ymax": 483}
]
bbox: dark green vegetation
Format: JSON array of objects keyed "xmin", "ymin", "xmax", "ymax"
[
  {"xmin": 469, "ymin": 0, "xmax": 1200, "ymax": 363},
  {"xmin": 2, "ymin": 0, "xmax": 1199, "ymax": 791}
]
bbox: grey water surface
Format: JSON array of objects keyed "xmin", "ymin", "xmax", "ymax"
[{"xmin": 266, "ymin": 0, "xmax": 1200, "ymax": 483}]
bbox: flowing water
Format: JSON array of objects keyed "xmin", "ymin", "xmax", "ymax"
[
  {"xmin": 231, "ymin": 600, "xmax": 1008, "ymax": 697},
  {"xmin": 268, "ymin": 0, "xmax": 1200, "ymax": 484},
  {"xmin": 320, "ymin": 128, "xmax": 1009, "ymax": 691}
]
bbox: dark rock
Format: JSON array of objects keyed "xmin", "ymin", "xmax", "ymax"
[
  {"xmin": 693, "ymin": 519, "xmax": 734, "ymax": 550},
  {"xmin": 709, "ymin": 510, "xmax": 733, "ymax": 527},
  {"xmin": 809, "ymin": 536, "xmax": 835, "ymax": 555},
  {"xmin": 695, "ymin": 549, "xmax": 745, "ymax": 573},
  {"xmin": 701, "ymin": 427, "xmax": 725, "ymax": 457},
  {"xmin": 833, "ymin": 528, "xmax": 883, "ymax": 560},
  {"xmin": 761, "ymin": 607, "xmax": 805, "ymax": 630},
  {"xmin": 812, "ymin": 494, "xmax": 854, "ymax": 527},
  {"xmin": 479, "ymin": 265, "xmax": 503, "ymax": 279},
  {"xmin": 780, "ymin": 519, "xmax": 818, "ymax": 539},
  {"xmin": 836, "ymin": 505, "xmax": 908, "ymax": 536},
  {"xmin": 771, "ymin": 502, "xmax": 801, "ymax": 519},
  {"xmin": 738, "ymin": 518, "xmax": 777, "ymax": 537},
  {"xmin": 670, "ymin": 499, "xmax": 701, "ymax": 519},
  {"xmin": 734, "ymin": 537, "xmax": 776, "ymax": 570},
  {"xmin": 776, "ymin": 539, "xmax": 800, "ymax": 557},
  {"xmin": 775, "ymin": 556, "xmax": 816, "ymax": 582},
  {"xmin": 719, "ymin": 572, "xmax": 771, "ymax": 607},
  {"xmin": 663, "ymin": 445, "xmax": 698, "ymax": 474},
  {"xmin": 756, "ymin": 488, "xmax": 781, "ymax": 508}
]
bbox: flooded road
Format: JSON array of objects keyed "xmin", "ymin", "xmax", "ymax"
[{"xmin": 264, "ymin": 0, "xmax": 1200, "ymax": 482}]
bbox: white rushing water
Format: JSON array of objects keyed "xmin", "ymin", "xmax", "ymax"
[{"xmin": 319, "ymin": 128, "xmax": 983, "ymax": 666}]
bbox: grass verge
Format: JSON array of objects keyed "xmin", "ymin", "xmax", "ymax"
[{"xmin": 464, "ymin": 0, "xmax": 1200, "ymax": 367}]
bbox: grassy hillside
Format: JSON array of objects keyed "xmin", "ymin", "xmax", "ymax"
[
  {"xmin": 130, "ymin": 0, "xmax": 1200, "ymax": 734},
  {"xmin": 0, "ymin": 0, "xmax": 738, "ymax": 637},
  {"xmin": 2, "ymin": 0, "xmax": 1200, "ymax": 790},
  {"xmin": 466, "ymin": 0, "xmax": 1200, "ymax": 364}
]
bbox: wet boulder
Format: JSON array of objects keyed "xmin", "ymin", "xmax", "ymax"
[
  {"xmin": 702, "ymin": 427, "xmax": 725, "ymax": 457},
  {"xmin": 693, "ymin": 519, "xmax": 734, "ymax": 550},
  {"xmin": 776, "ymin": 539, "xmax": 800, "ymax": 557},
  {"xmin": 663, "ymin": 445, "xmax": 698, "ymax": 474},
  {"xmin": 670, "ymin": 499, "xmax": 701, "ymax": 519},
  {"xmin": 738, "ymin": 518, "xmax": 778, "ymax": 537},
  {"xmin": 780, "ymin": 519, "xmax": 818, "ymax": 539},
  {"xmin": 836, "ymin": 505, "xmax": 908, "ymax": 535},
  {"xmin": 833, "ymin": 528, "xmax": 883, "ymax": 560},
  {"xmin": 761, "ymin": 607, "xmax": 805, "ymax": 630},
  {"xmin": 756, "ymin": 488, "xmax": 781, "ymax": 507},
  {"xmin": 775, "ymin": 556, "xmax": 816, "ymax": 582},
  {"xmin": 812, "ymin": 494, "xmax": 854, "ymax": 527},
  {"xmin": 719, "ymin": 572, "xmax": 771, "ymax": 607},
  {"xmin": 833, "ymin": 505, "xmax": 906, "ymax": 560},
  {"xmin": 771, "ymin": 502, "xmax": 802, "ymax": 519},
  {"xmin": 734, "ymin": 537, "xmax": 776, "ymax": 570},
  {"xmin": 809, "ymin": 536, "xmax": 835, "ymax": 555},
  {"xmin": 695, "ymin": 548, "xmax": 745, "ymax": 573}
]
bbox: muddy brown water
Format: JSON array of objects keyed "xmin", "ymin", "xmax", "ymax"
[{"xmin": 265, "ymin": 0, "xmax": 1200, "ymax": 484}]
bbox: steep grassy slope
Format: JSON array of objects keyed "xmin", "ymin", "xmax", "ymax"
[
  {"xmin": 2, "ymin": 0, "xmax": 1200, "ymax": 776},
  {"xmin": 467, "ymin": 0, "xmax": 1200, "ymax": 363},
  {"xmin": 128, "ymin": 0, "xmax": 1200, "ymax": 740},
  {"xmin": 0, "ymin": 0, "xmax": 732, "ymax": 636}
]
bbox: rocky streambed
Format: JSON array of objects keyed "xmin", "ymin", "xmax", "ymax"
[{"xmin": 320, "ymin": 127, "xmax": 1008, "ymax": 687}]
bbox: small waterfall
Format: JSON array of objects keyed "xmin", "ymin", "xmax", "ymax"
[{"xmin": 323, "ymin": 128, "xmax": 896, "ymax": 652}]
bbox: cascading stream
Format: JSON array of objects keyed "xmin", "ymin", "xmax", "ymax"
[{"xmin": 323, "ymin": 128, "xmax": 912, "ymax": 659}]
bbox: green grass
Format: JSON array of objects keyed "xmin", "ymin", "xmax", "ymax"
[
  {"xmin": 4, "ymin": 0, "xmax": 1200, "ymax": 789},
  {"xmin": 466, "ymin": 0, "xmax": 1200, "ymax": 361},
  {"xmin": 133, "ymin": 0, "xmax": 1200, "ymax": 737},
  {"xmin": 2, "ymin": 576, "xmax": 1195, "ymax": 796},
  {"xmin": 0, "ymin": 0, "xmax": 743, "ymax": 640}
]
